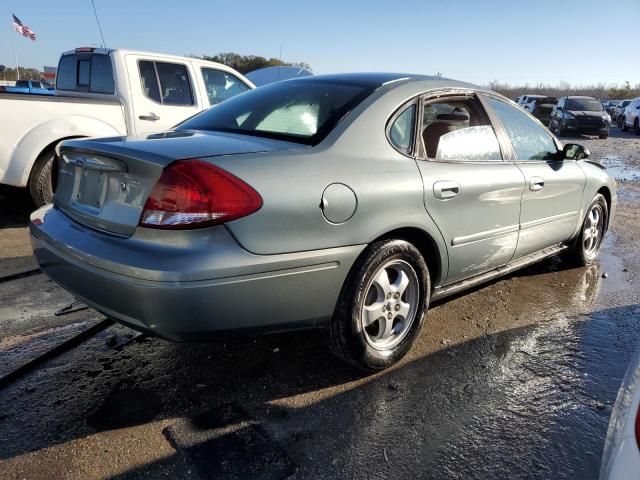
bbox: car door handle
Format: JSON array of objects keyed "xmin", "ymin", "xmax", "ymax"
[
  {"xmin": 139, "ymin": 113, "xmax": 160, "ymax": 121},
  {"xmin": 433, "ymin": 180, "xmax": 461, "ymax": 200},
  {"xmin": 529, "ymin": 176, "xmax": 545, "ymax": 191}
]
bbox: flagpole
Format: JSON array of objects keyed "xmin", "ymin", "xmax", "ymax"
[{"xmin": 12, "ymin": 35, "xmax": 19, "ymax": 81}]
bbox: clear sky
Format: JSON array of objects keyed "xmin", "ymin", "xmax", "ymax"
[{"xmin": 2, "ymin": 0, "xmax": 638, "ymax": 86}]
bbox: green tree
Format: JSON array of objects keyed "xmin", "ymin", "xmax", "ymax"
[{"xmin": 193, "ymin": 52, "xmax": 311, "ymax": 74}]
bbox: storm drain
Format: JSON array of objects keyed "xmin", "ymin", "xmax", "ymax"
[{"xmin": 164, "ymin": 403, "xmax": 297, "ymax": 480}]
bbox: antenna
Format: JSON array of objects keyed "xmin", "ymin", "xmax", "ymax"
[{"xmin": 91, "ymin": 0, "xmax": 106, "ymax": 47}]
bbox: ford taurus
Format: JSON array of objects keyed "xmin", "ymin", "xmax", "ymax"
[{"xmin": 30, "ymin": 73, "xmax": 616, "ymax": 371}]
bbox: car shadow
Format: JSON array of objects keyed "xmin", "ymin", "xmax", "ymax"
[{"xmin": 0, "ymin": 185, "xmax": 35, "ymax": 229}]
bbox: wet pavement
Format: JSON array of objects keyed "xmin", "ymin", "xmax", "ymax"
[{"xmin": 0, "ymin": 128, "xmax": 639, "ymax": 479}]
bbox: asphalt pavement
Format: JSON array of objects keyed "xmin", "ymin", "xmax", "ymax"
[{"xmin": 0, "ymin": 127, "xmax": 639, "ymax": 479}]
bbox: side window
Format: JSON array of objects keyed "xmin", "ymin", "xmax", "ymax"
[
  {"xmin": 156, "ymin": 62, "xmax": 193, "ymax": 106},
  {"xmin": 486, "ymin": 97, "xmax": 557, "ymax": 161},
  {"xmin": 388, "ymin": 104, "xmax": 416, "ymax": 154},
  {"xmin": 139, "ymin": 61, "xmax": 194, "ymax": 106},
  {"xmin": 138, "ymin": 61, "xmax": 161, "ymax": 103},
  {"xmin": 201, "ymin": 68, "xmax": 250, "ymax": 105},
  {"xmin": 421, "ymin": 97, "xmax": 502, "ymax": 161}
]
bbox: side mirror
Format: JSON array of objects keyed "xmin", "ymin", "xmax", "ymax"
[{"xmin": 563, "ymin": 143, "xmax": 590, "ymax": 160}]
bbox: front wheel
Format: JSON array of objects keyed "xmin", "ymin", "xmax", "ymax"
[
  {"xmin": 599, "ymin": 133, "xmax": 608, "ymax": 139},
  {"xmin": 634, "ymin": 119, "xmax": 640, "ymax": 135},
  {"xmin": 327, "ymin": 239, "xmax": 430, "ymax": 372},
  {"xmin": 565, "ymin": 194, "xmax": 608, "ymax": 266}
]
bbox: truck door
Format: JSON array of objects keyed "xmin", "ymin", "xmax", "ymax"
[{"xmin": 127, "ymin": 56, "xmax": 202, "ymax": 134}]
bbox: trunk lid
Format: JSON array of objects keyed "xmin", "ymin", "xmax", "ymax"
[{"xmin": 55, "ymin": 130, "xmax": 305, "ymax": 236}]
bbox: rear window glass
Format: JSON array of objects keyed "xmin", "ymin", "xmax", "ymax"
[
  {"xmin": 178, "ymin": 80, "xmax": 375, "ymax": 145},
  {"xmin": 56, "ymin": 53, "xmax": 115, "ymax": 94}
]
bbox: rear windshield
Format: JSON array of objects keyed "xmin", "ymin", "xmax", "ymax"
[
  {"xmin": 178, "ymin": 79, "xmax": 376, "ymax": 145},
  {"xmin": 565, "ymin": 98, "xmax": 603, "ymax": 112},
  {"xmin": 57, "ymin": 53, "xmax": 115, "ymax": 94},
  {"xmin": 534, "ymin": 97, "xmax": 557, "ymax": 105}
]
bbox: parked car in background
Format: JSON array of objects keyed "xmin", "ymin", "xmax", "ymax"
[
  {"xmin": 523, "ymin": 96, "xmax": 557, "ymax": 126},
  {"xmin": 621, "ymin": 98, "xmax": 640, "ymax": 134},
  {"xmin": 515, "ymin": 94, "xmax": 545, "ymax": 107},
  {"xmin": 550, "ymin": 96, "xmax": 611, "ymax": 139},
  {"xmin": 30, "ymin": 73, "xmax": 616, "ymax": 371},
  {"xmin": 600, "ymin": 346, "xmax": 640, "ymax": 479},
  {"xmin": 0, "ymin": 79, "xmax": 55, "ymax": 95},
  {"xmin": 0, "ymin": 47, "xmax": 254, "ymax": 206},
  {"xmin": 605, "ymin": 100, "xmax": 621, "ymax": 116},
  {"xmin": 613, "ymin": 100, "xmax": 631, "ymax": 125}
]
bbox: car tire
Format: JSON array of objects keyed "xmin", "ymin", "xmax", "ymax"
[
  {"xmin": 622, "ymin": 119, "xmax": 629, "ymax": 132},
  {"xmin": 634, "ymin": 118, "xmax": 640, "ymax": 135},
  {"xmin": 28, "ymin": 149, "xmax": 57, "ymax": 207},
  {"xmin": 599, "ymin": 133, "xmax": 608, "ymax": 139},
  {"xmin": 557, "ymin": 121, "xmax": 565, "ymax": 137},
  {"xmin": 327, "ymin": 239, "xmax": 430, "ymax": 372},
  {"xmin": 565, "ymin": 193, "xmax": 608, "ymax": 267}
]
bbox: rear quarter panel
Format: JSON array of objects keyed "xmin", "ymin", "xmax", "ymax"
[{"xmin": 218, "ymin": 82, "xmax": 450, "ymax": 285}]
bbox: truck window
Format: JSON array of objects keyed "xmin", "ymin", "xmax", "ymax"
[
  {"xmin": 138, "ymin": 60, "xmax": 194, "ymax": 106},
  {"xmin": 56, "ymin": 53, "xmax": 115, "ymax": 94},
  {"xmin": 200, "ymin": 68, "xmax": 250, "ymax": 105}
]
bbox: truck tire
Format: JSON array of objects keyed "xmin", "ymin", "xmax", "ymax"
[{"xmin": 28, "ymin": 149, "xmax": 57, "ymax": 207}]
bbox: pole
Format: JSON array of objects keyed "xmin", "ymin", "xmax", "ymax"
[
  {"xmin": 12, "ymin": 35, "xmax": 19, "ymax": 81},
  {"xmin": 91, "ymin": 0, "xmax": 106, "ymax": 47}
]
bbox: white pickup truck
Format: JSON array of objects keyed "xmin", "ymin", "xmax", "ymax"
[{"xmin": 0, "ymin": 47, "xmax": 254, "ymax": 205}]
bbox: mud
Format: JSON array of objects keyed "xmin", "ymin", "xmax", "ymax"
[{"xmin": 0, "ymin": 126, "xmax": 639, "ymax": 479}]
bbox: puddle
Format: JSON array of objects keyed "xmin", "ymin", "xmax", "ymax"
[{"xmin": 601, "ymin": 155, "xmax": 640, "ymax": 182}]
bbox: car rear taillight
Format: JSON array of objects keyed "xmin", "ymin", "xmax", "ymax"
[{"xmin": 139, "ymin": 159, "xmax": 262, "ymax": 229}]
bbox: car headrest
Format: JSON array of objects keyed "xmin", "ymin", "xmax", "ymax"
[{"xmin": 436, "ymin": 112, "xmax": 470, "ymax": 123}]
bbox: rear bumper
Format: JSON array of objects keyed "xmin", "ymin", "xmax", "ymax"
[{"xmin": 29, "ymin": 205, "xmax": 365, "ymax": 339}]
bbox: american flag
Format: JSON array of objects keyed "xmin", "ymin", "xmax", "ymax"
[{"xmin": 12, "ymin": 14, "xmax": 36, "ymax": 41}]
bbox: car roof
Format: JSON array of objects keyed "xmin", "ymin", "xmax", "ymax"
[
  {"xmin": 566, "ymin": 96, "xmax": 598, "ymax": 99},
  {"xmin": 289, "ymin": 72, "xmax": 480, "ymax": 90}
]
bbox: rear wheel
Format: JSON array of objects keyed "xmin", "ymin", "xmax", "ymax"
[
  {"xmin": 634, "ymin": 118, "xmax": 640, "ymax": 135},
  {"xmin": 328, "ymin": 239, "xmax": 430, "ymax": 372},
  {"xmin": 565, "ymin": 194, "xmax": 608, "ymax": 266},
  {"xmin": 28, "ymin": 149, "xmax": 58, "ymax": 207},
  {"xmin": 599, "ymin": 133, "xmax": 608, "ymax": 139}
]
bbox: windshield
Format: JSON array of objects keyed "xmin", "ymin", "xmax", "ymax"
[
  {"xmin": 620, "ymin": 100, "xmax": 631, "ymax": 107},
  {"xmin": 178, "ymin": 79, "xmax": 376, "ymax": 145},
  {"xmin": 565, "ymin": 98, "xmax": 603, "ymax": 112}
]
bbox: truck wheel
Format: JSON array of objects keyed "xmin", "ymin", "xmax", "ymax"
[
  {"xmin": 327, "ymin": 239, "xmax": 430, "ymax": 372},
  {"xmin": 28, "ymin": 149, "xmax": 57, "ymax": 207},
  {"xmin": 565, "ymin": 194, "xmax": 608, "ymax": 267}
]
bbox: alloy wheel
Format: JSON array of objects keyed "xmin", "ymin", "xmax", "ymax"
[
  {"xmin": 583, "ymin": 204, "xmax": 604, "ymax": 257},
  {"xmin": 360, "ymin": 259, "xmax": 419, "ymax": 350}
]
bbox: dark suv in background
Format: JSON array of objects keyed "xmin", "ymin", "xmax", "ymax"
[{"xmin": 550, "ymin": 96, "xmax": 610, "ymax": 139}]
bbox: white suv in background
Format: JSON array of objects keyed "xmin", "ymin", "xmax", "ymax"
[
  {"xmin": 515, "ymin": 94, "xmax": 545, "ymax": 110},
  {"xmin": 621, "ymin": 97, "xmax": 640, "ymax": 134}
]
